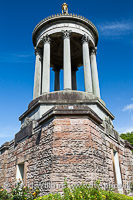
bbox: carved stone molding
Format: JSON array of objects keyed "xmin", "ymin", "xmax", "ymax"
[
  {"xmin": 62, "ymin": 30, "xmax": 72, "ymax": 39},
  {"xmin": 82, "ymin": 34, "xmax": 90, "ymax": 43},
  {"xmin": 42, "ymin": 34, "xmax": 51, "ymax": 44},
  {"xmin": 104, "ymin": 117, "xmax": 121, "ymax": 142},
  {"xmin": 90, "ymin": 47, "xmax": 97, "ymax": 55},
  {"xmin": 21, "ymin": 117, "xmax": 32, "ymax": 129},
  {"xmin": 15, "ymin": 121, "xmax": 33, "ymax": 146},
  {"xmin": 105, "ymin": 116, "xmax": 114, "ymax": 127},
  {"xmin": 34, "ymin": 47, "xmax": 42, "ymax": 56}
]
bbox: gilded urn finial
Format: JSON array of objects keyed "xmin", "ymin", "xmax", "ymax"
[{"xmin": 62, "ymin": 3, "xmax": 68, "ymax": 14}]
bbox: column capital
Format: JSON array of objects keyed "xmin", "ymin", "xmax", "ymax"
[
  {"xmin": 62, "ymin": 30, "xmax": 72, "ymax": 39},
  {"xmin": 34, "ymin": 47, "xmax": 42, "ymax": 56},
  {"xmin": 90, "ymin": 47, "xmax": 97, "ymax": 55},
  {"xmin": 82, "ymin": 34, "xmax": 90, "ymax": 44},
  {"xmin": 42, "ymin": 34, "xmax": 51, "ymax": 44}
]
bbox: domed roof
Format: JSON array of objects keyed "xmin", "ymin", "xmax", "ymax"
[{"xmin": 32, "ymin": 13, "xmax": 99, "ymax": 47}]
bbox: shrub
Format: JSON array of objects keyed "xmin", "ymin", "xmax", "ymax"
[
  {"xmin": 1, "ymin": 180, "xmax": 133, "ymax": 200},
  {"xmin": 130, "ymin": 182, "xmax": 133, "ymax": 192},
  {"xmin": 10, "ymin": 181, "xmax": 40, "ymax": 200},
  {"xmin": 120, "ymin": 132, "xmax": 133, "ymax": 147},
  {"xmin": 35, "ymin": 181, "xmax": 133, "ymax": 200},
  {"xmin": 0, "ymin": 181, "xmax": 40, "ymax": 200},
  {"xmin": 0, "ymin": 187, "xmax": 11, "ymax": 200}
]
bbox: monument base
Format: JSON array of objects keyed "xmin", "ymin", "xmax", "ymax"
[
  {"xmin": 0, "ymin": 105, "xmax": 133, "ymax": 196},
  {"xmin": 19, "ymin": 90, "xmax": 114, "ymax": 128}
]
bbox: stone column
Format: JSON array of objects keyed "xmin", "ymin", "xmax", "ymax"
[
  {"xmin": 53, "ymin": 67, "xmax": 60, "ymax": 91},
  {"xmin": 42, "ymin": 35, "xmax": 51, "ymax": 93},
  {"xmin": 72, "ymin": 67, "xmax": 78, "ymax": 90},
  {"xmin": 82, "ymin": 35, "xmax": 93, "ymax": 93},
  {"xmin": 90, "ymin": 48, "xmax": 100, "ymax": 98},
  {"xmin": 62, "ymin": 30, "xmax": 72, "ymax": 90},
  {"xmin": 33, "ymin": 47, "xmax": 42, "ymax": 99}
]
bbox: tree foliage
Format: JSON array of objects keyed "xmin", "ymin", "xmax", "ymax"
[{"xmin": 120, "ymin": 132, "xmax": 133, "ymax": 146}]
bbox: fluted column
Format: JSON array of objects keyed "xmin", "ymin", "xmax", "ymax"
[
  {"xmin": 33, "ymin": 47, "xmax": 42, "ymax": 99},
  {"xmin": 42, "ymin": 35, "xmax": 51, "ymax": 93},
  {"xmin": 82, "ymin": 35, "xmax": 93, "ymax": 93},
  {"xmin": 90, "ymin": 47, "xmax": 100, "ymax": 98},
  {"xmin": 72, "ymin": 67, "xmax": 78, "ymax": 90},
  {"xmin": 53, "ymin": 67, "xmax": 60, "ymax": 91},
  {"xmin": 62, "ymin": 30, "xmax": 72, "ymax": 90}
]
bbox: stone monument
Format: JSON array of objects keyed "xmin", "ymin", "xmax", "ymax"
[{"xmin": 0, "ymin": 3, "xmax": 133, "ymax": 196}]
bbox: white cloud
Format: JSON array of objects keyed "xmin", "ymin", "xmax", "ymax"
[
  {"xmin": 0, "ymin": 52, "xmax": 34, "ymax": 63},
  {"xmin": 123, "ymin": 127, "xmax": 133, "ymax": 133},
  {"xmin": 116, "ymin": 126, "xmax": 133, "ymax": 134},
  {"xmin": 98, "ymin": 21, "xmax": 133, "ymax": 37},
  {"xmin": 122, "ymin": 104, "xmax": 133, "ymax": 112}
]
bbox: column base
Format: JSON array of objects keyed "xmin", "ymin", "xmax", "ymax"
[
  {"xmin": 19, "ymin": 90, "xmax": 114, "ymax": 127},
  {"xmin": 64, "ymin": 88, "xmax": 72, "ymax": 90}
]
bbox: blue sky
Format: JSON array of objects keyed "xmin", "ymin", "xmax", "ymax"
[{"xmin": 0, "ymin": 0, "xmax": 133, "ymax": 146}]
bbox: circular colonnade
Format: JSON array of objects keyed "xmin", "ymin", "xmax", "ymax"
[{"xmin": 32, "ymin": 6, "xmax": 100, "ymax": 100}]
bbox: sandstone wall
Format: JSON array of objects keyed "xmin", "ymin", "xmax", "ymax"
[
  {"xmin": 0, "ymin": 121, "xmax": 54, "ymax": 195},
  {"xmin": 51, "ymin": 117, "xmax": 133, "ymax": 195},
  {"xmin": 0, "ymin": 108, "xmax": 133, "ymax": 196},
  {"xmin": 0, "ymin": 146, "xmax": 8, "ymax": 188}
]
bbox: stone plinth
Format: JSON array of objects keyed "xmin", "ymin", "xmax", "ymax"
[
  {"xmin": 0, "ymin": 105, "xmax": 133, "ymax": 196},
  {"xmin": 19, "ymin": 90, "xmax": 114, "ymax": 127}
]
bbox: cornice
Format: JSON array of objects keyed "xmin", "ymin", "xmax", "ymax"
[
  {"xmin": 38, "ymin": 105, "xmax": 103, "ymax": 126},
  {"xmin": 19, "ymin": 91, "xmax": 114, "ymax": 121},
  {"xmin": 32, "ymin": 13, "xmax": 99, "ymax": 46}
]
